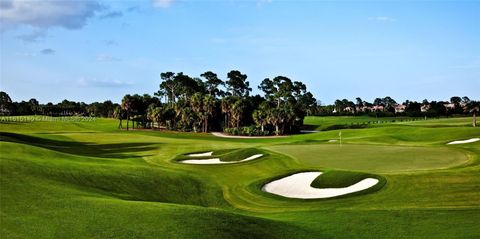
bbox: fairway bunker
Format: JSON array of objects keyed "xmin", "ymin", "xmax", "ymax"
[
  {"xmin": 180, "ymin": 154, "xmax": 263, "ymax": 164},
  {"xmin": 262, "ymin": 172, "xmax": 379, "ymax": 199},
  {"xmin": 447, "ymin": 138, "xmax": 480, "ymax": 145}
]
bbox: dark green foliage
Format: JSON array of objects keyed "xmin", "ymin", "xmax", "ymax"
[{"xmin": 223, "ymin": 126, "xmax": 273, "ymax": 136}]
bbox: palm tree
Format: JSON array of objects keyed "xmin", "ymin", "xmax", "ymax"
[
  {"xmin": 465, "ymin": 101, "xmax": 479, "ymax": 127},
  {"xmin": 202, "ymin": 95, "xmax": 215, "ymax": 132},
  {"xmin": 191, "ymin": 93, "xmax": 204, "ymax": 132},
  {"xmin": 281, "ymin": 105, "xmax": 296, "ymax": 134},
  {"xmin": 221, "ymin": 97, "xmax": 235, "ymax": 128},
  {"xmin": 252, "ymin": 110, "xmax": 265, "ymax": 132},
  {"xmin": 147, "ymin": 105, "xmax": 163, "ymax": 129},
  {"xmin": 253, "ymin": 102, "xmax": 269, "ymax": 132},
  {"xmin": 121, "ymin": 95, "xmax": 132, "ymax": 130},
  {"xmin": 231, "ymin": 99, "xmax": 245, "ymax": 128},
  {"xmin": 114, "ymin": 106, "xmax": 123, "ymax": 129},
  {"xmin": 264, "ymin": 108, "xmax": 280, "ymax": 135},
  {"xmin": 179, "ymin": 107, "xmax": 196, "ymax": 131}
]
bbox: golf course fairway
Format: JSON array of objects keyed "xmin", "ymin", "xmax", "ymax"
[{"xmin": 1, "ymin": 116, "xmax": 480, "ymax": 238}]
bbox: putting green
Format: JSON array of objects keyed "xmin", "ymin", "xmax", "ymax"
[{"xmin": 265, "ymin": 144, "xmax": 469, "ymax": 173}]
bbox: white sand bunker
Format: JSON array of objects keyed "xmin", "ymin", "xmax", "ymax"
[
  {"xmin": 187, "ymin": 151, "xmax": 213, "ymax": 157},
  {"xmin": 181, "ymin": 154, "xmax": 263, "ymax": 165},
  {"xmin": 262, "ymin": 172, "xmax": 379, "ymax": 199},
  {"xmin": 447, "ymin": 138, "xmax": 480, "ymax": 145}
]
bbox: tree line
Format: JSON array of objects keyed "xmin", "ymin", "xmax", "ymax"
[
  {"xmin": 317, "ymin": 96, "xmax": 478, "ymax": 119},
  {"xmin": 118, "ymin": 70, "xmax": 317, "ymax": 135},
  {"xmin": 0, "ymin": 92, "xmax": 118, "ymax": 118},
  {"xmin": 2, "ymin": 76, "xmax": 478, "ymax": 132}
]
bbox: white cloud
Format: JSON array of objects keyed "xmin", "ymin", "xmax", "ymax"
[
  {"xmin": 368, "ymin": 16, "xmax": 396, "ymax": 22},
  {"xmin": 0, "ymin": 0, "xmax": 103, "ymax": 31},
  {"xmin": 152, "ymin": 0, "xmax": 174, "ymax": 8}
]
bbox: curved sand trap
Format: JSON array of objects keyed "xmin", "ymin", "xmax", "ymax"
[
  {"xmin": 262, "ymin": 172, "xmax": 378, "ymax": 199},
  {"xmin": 187, "ymin": 151, "xmax": 213, "ymax": 157},
  {"xmin": 181, "ymin": 154, "xmax": 263, "ymax": 164},
  {"xmin": 447, "ymin": 138, "xmax": 480, "ymax": 145}
]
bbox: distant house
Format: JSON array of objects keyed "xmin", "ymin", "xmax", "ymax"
[
  {"xmin": 444, "ymin": 103, "xmax": 455, "ymax": 110},
  {"xmin": 421, "ymin": 105, "xmax": 430, "ymax": 112},
  {"xmin": 0, "ymin": 106, "xmax": 10, "ymax": 116},
  {"xmin": 344, "ymin": 106, "xmax": 355, "ymax": 113},
  {"xmin": 394, "ymin": 104, "xmax": 406, "ymax": 113},
  {"xmin": 369, "ymin": 105, "xmax": 384, "ymax": 111},
  {"xmin": 356, "ymin": 106, "xmax": 368, "ymax": 112}
]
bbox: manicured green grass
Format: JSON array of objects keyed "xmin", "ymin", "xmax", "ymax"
[
  {"xmin": 309, "ymin": 170, "xmax": 387, "ymax": 198},
  {"xmin": 303, "ymin": 115, "xmax": 412, "ymax": 131},
  {"xmin": 1, "ymin": 116, "xmax": 479, "ymax": 238},
  {"xmin": 303, "ymin": 115, "xmax": 473, "ymax": 131},
  {"xmin": 310, "ymin": 170, "xmax": 380, "ymax": 188},
  {"xmin": 266, "ymin": 144, "xmax": 469, "ymax": 173}
]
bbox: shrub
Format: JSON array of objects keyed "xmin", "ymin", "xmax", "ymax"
[{"xmin": 223, "ymin": 126, "xmax": 273, "ymax": 136}]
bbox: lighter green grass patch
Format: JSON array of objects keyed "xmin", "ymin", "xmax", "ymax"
[{"xmin": 266, "ymin": 144, "xmax": 469, "ymax": 173}]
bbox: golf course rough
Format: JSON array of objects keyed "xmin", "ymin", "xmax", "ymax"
[
  {"xmin": 262, "ymin": 171, "xmax": 379, "ymax": 199},
  {"xmin": 2, "ymin": 116, "xmax": 480, "ymax": 238}
]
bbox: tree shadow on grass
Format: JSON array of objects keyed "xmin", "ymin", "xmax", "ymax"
[{"xmin": 0, "ymin": 132, "xmax": 158, "ymax": 159}]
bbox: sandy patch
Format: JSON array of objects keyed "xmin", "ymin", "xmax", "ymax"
[
  {"xmin": 187, "ymin": 151, "xmax": 213, "ymax": 157},
  {"xmin": 447, "ymin": 138, "xmax": 480, "ymax": 145},
  {"xmin": 181, "ymin": 154, "xmax": 263, "ymax": 165},
  {"xmin": 262, "ymin": 172, "xmax": 379, "ymax": 199},
  {"xmin": 211, "ymin": 132, "xmax": 287, "ymax": 139},
  {"xmin": 328, "ymin": 139, "xmax": 338, "ymax": 142},
  {"xmin": 243, "ymin": 154, "xmax": 263, "ymax": 161}
]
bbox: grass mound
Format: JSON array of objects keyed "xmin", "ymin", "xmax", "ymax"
[
  {"xmin": 0, "ymin": 140, "xmax": 222, "ymax": 207},
  {"xmin": 310, "ymin": 170, "xmax": 386, "ymax": 197},
  {"xmin": 0, "ymin": 132, "xmax": 157, "ymax": 159},
  {"xmin": 219, "ymin": 148, "xmax": 264, "ymax": 162}
]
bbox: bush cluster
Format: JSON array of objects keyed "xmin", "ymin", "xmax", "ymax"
[{"xmin": 223, "ymin": 126, "xmax": 273, "ymax": 136}]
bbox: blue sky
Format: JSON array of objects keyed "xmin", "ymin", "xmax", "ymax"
[{"xmin": 1, "ymin": 0, "xmax": 479, "ymax": 104}]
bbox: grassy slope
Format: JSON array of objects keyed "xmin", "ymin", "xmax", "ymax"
[
  {"xmin": 310, "ymin": 170, "xmax": 380, "ymax": 188},
  {"xmin": 1, "ymin": 117, "xmax": 480, "ymax": 238}
]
